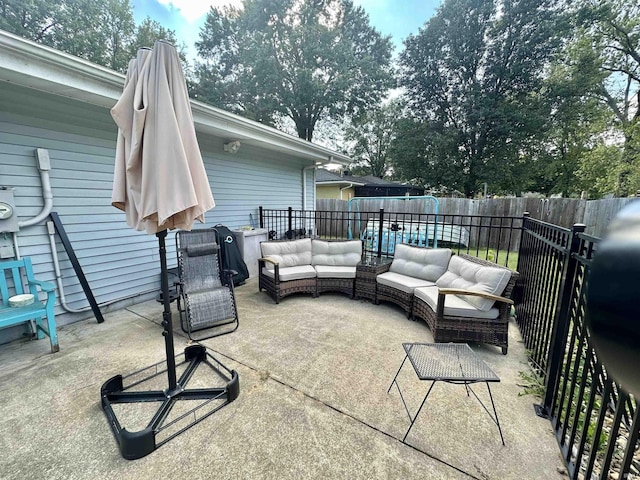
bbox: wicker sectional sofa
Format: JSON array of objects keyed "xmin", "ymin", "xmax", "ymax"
[
  {"xmin": 258, "ymin": 238, "xmax": 362, "ymax": 303},
  {"xmin": 258, "ymin": 239, "xmax": 518, "ymax": 354}
]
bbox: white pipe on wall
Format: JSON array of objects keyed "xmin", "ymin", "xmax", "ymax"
[{"xmin": 18, "ymin": 149, "xmax": 53, "ymax": 228}]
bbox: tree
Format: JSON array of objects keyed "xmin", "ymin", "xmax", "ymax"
[
  {"xmin": 128, "ymin": 17, "xmax": 189, "ymax": 70},
  {"xmin": 344, "ymin": 100, "xmax": 402, "ymax": 178},
  {"xmin": 398, "ymin": 0, "xmax": 565, "ymax": 197},
  {"xmin": 0, "ymin": 1, "xmax": 183, "ymax": 73},
  {"xmin": 193, "ymin": 0, "xmax": 394, "ymax": 141},
  {"xmin": 564, "ymin": 1, "xmax": 640, "ymax": 196}
]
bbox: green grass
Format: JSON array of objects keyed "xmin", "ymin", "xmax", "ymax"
[{"xmin": 459, "ymin": 248, "xmax": 520, "ymax": 271}]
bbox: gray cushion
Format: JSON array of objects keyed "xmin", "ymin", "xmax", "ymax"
[
  {"xmin": 376, "ymin": 271, "xmax": 436, "ymax": 294},
  {"xmin": 312, "ymin": 240, "xmax": 362, "ymax": 266},
  {"xmin": 389, "ymin": 245, "xmax": 452, "ymax": 281},
  {"xmin": 261, "ymin": 238, "xmax": 312, "ymax": 270},
  {"xmin": 261, "ymin": 265, "xmax": 316, "ymax": 281},
  {"xmin": 315, "ymin": 265, "xmax": 356, "ymax": 279},
  {"xmin": 414, "ymin": 286, "xmax": 499, "ymax": 319},
  {"xmin": 435, "ymin": 256, "xmax": 511, "ymax": 311}
]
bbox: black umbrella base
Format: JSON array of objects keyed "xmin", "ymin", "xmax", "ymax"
[{"xmin": 101, "ymin": 344, "xmax": 239, "ymax": 460}]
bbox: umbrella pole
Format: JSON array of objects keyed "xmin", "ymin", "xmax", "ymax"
[{"xmin": 157, "ymin": 230, "xmax": 177, "ymax": 391}]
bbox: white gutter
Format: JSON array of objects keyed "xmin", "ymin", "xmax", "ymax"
[{"xmin": 0, "ymin": 29, "xmax": 351, "ymax": 166}]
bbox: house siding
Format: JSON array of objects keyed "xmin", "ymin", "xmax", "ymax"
[{"xmin": 0, "ymin": 84, "xmax": 307, "ymax": 332}]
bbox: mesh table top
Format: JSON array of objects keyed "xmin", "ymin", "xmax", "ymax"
[{"xmin": 402, "ymin": 343, "xmax": 500, "ymax": 383}]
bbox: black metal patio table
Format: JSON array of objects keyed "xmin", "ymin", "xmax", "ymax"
[{"xmin": 388, "ymin": 342, "xmax": 505, "ymax": 445}]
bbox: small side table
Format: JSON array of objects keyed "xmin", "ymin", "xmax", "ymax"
[
  {"xmin": 355, "ymin": 257, "xmax": 392, "ymax": 301},
  {"xmin": 388, "ymin": 343, "xmax": 505, "ymax": 445}
]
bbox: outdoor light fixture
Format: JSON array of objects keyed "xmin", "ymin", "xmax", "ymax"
[{"xmin": 224, "ymin": 140, "xmax": 241, "ymax": 154}]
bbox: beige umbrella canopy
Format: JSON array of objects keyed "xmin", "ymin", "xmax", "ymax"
[{"xmin": 111, "ymin": 40, "xmax": 214, "ymax": 233}]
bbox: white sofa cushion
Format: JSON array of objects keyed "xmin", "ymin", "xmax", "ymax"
[
  {"xmin": 260, "ymin": 238, "xmax": 312, "ymax": 270},
  {"xmin": 435, "ymin": 256, "xmax": 511, "ymax": 311},
  {"xmin": 312, "ymin": 240, "xmax": 362, "ymax": 266},
  {"xmin": 415, "ymin": 286, "xmax": 499, "ymax": 319},
  {"xmin": 315, "ymin": 265, "xmax": 356, "ymax": 279},
  {"xmin": 389, "ymin": 245, "xmax": 452, "ymax": 282},
  {"xmin": 377, "ymin": 271, "xmax": 436, "ymax": 294},
  {"xmin": 261, "ymin": 265, "xmax": 316, "ymax": 281}
]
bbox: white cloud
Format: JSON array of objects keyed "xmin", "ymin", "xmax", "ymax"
[{"xmin": 156, "ymin": 0, "xmax": 243, "ymax": 23}]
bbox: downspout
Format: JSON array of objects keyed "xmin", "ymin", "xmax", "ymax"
[
  {"xmin": 340, "ymin": 184, "xmax": 353, "ymax": 200},
  {"xmin": 302, "ymin": 164, "xmax": 316, "ymax": 211}
]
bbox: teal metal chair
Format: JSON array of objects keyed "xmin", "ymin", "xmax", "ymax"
[{"xmin": 0, "ymin": 257, "xmax": 58, "ymax": 353}]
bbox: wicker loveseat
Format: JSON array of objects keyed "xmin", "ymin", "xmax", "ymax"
[
  {"xmin": 413, "ymin": 253, "xmax": 518, "ymax": 355},
  {"xmin": 374, "ymin": 244, "xmax": 518, "ymax": 354},
  {"xmin": 258, "ymin": 238, "xmax": 362, "ymax": 303}
]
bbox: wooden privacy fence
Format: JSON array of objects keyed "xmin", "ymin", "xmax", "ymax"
[{"xmin": 316, "ymin": 197, "xmax": 637, "ymax": 237}]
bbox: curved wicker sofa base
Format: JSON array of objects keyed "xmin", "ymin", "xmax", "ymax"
[
  {"xmin": 259, "ymin": 275, "xmax": 317, "ymax": 304},
  {"xmin": 375, "ymin": 284, "xmax": 413, "ymax": 317},
  {"xmin": 412, "ymin": 296, "xmax": 510, "ymax": 355},
  {"xmin": 317, "ymin": 278, "xmax": 355, "ymax": 298}
]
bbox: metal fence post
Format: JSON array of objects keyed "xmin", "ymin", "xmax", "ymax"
[
  {"xmin": 288, "ymin": 206, "xmax": 293, "ymax": 235},
  {"xmin": 259, "ymin": 206, "xmax": 264, "ymax": 229},
  {"xmin": 377, "ymin": 208, "xmax": 384, "ymax": 258},
  {"xmin": 537, "ymin": 222, "xmax": 586, "ymax": 418}
]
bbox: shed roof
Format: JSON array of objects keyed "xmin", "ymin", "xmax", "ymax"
[{"xmin": 0, "ymin": 29, "xmax": 350, "ymax": 167}]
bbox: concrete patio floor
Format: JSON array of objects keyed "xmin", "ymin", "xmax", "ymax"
[{"xmin": 0, "ymin": 278, "xmax": 565, "ymax": 479}]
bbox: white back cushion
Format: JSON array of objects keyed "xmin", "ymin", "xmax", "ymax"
[
  {"xmin": 389, "ymin": 245, "xmax": 452, "ymax": 282},
  {"xmin": 312, "ymin": 240, "xmax": 362, "ymax": 266},
  {"xmin": 260, "ymin": 238, "xmax": 312, "ymax": 270},
  {"xmin": 436, "ymin": 255, "xmax": 511, "ymax": 311}
]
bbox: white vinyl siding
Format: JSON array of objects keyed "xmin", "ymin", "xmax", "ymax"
[{"xmin": 0, "ymin": 84, "xmax": 310, "ymax": 330}]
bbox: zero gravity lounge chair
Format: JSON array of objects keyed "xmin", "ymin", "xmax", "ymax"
[{"xmin": 176, "ymin": 229, "xmax": 239, "ymax": 341}]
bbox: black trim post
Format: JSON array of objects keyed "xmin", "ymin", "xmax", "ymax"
[
  {"xmin": 288, "ymin": 207, "xmax": 293, "ymax": 236},
  {"xmin": 259, "ymin": 206, "xmax": 264, "ymax": 229}
]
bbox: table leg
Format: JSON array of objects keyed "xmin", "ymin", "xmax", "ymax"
[
  {"xmin": 387, "ymin": 353, "xmax": 409, "ymax": 394},
  {"xmin": 403, "ymin": 380, "xmax": 436, "ymax": 442},
  {"xmin": 487, "ymin": 383, "xmax": 505, "ymax": 446}
]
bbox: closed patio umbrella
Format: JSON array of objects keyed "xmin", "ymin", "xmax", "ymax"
[{"xmin": 102, "ymin": 41, "xmax": 238, "ymax": 460}]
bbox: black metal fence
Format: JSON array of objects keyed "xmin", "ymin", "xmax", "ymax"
[
  {"xmin": 259, "ymin": 207, "xmax": 522, "ymax": 268},
  {"xmin": 516, "ymin": 216, "xmax": 640, "ymax": 480}
]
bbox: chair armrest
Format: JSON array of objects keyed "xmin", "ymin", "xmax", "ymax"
[
  {"xmin": 28, "ymin": 279, "xmax": 55, "ymax": 293},
  {"xmin": 438, "ymin": 288, "xmax": 514, "ymax": 305},
  {"xmin": 258, "ymin": 257, "xmax": 280, "ymax": 283},
  {"xmin": 259, "ymin": 257, "xmax": 278, "ymax": 266}
]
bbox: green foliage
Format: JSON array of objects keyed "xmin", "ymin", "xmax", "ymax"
[
  {"xmin": 398, "ymin": 0, "xmax": 566, "ymax": 197},
  {"xmin": 345, "ymin": 100, "xmax": 402, "ymax": 177},
  {"xmin": 193, "ymin": 0, "xmax": 394, "ymax": 141},
  {"xmin": 0, "ymin": 0, "xmax": 183, "ymax": 73},
  {"xmin": 560, "ymin": 0, "xmax": 640, "ymax": 196},
  {"xmin": 517, "ymin": 367, "xmax": 545, "ymax": 398}
]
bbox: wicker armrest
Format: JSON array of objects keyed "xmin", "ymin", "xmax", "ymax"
[{"xmin": 438, "ymin": 288, "xmax": 514, "ymax": 305}]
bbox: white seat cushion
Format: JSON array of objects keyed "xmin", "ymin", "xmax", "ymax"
[
  {"xmin": 312, "ymin": 240, "xmax": 362, "ymax": 266},
  {"xmin": 436, "ymin": 256, "xmax": 511, "ymax": 311},
  {"xmin": 415, "ymin": 286, "xmax": 499, "ymax": 319},
  {"xmin": 261, "ymin": 265, "xmax": 316, "ymax": 281},
  {"xmin": 389, "ymin": 245, "xmax": 452, "ymax": 281},
  {"xmin": 260, "ymin": 238, "xmax": 312, "ymax": 270},
  {"xmin": 314, "ymin": 265, "xmax": 356, "ymax": 279},
  {"xmin": 376, "ymin": 271, "xmax": 436, "ymax": 294}
]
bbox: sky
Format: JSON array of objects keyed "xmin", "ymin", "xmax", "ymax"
[{"xmin": 130, "ymin": 0, "xmax": 443, "ymax": 61}]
